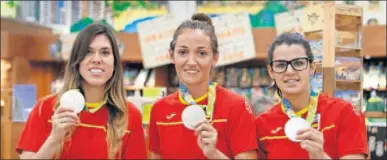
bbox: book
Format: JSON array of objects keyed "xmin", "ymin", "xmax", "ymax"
[
  {"xmin": 335, "ymin": 57, "xmax": 362, "ymax": 81},
  {"xmin": 311, "ymin": 72, "xmax": 323, "ymax": 93},
  {"xmin": 334, "ymin": 90, "xmax": 361, "ymax": 107},
  {"xmin": 12, "ymin": 84, "xmax": 37, "ymax": 122}
]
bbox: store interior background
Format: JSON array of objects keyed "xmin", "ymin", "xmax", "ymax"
[{"xmin": 1, "ymin": 1, "xmax": 386, "ymax": 159}]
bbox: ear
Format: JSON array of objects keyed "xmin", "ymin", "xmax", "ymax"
[
  {"xmin": 267, "ymin": 64, "xmax": 275, "ymax": 80},
  {"xmin": 169, "ymin": 49, "xmax": 174, "ymax": 64},
  {"xmin": 309, "ymin": 61, "xmax": 316, "ymax": 76},
  {"xmin": 212, "ymin": 52, "xmax": 219, "ymax": 67}
]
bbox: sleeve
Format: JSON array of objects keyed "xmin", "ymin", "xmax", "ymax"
[
  {"xmin": 228, "ymin": 100, "xmax": 258, "ymax": 157},
  {"xmin": 16, "ymin": 99, "xmax": 51, "ymax": 154},
  {"xmin": 337, "ymin": 103, "xmax": 369, "ymax": 158},
  {"xmin": 122, "ymin": 106, "xmax": 147, "ymax": 159},
  {"xmin": 148, "ymin": 102, "xmax": 160, "ymax": 154}
]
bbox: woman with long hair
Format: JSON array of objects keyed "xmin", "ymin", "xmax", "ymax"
[
  {"xmin": 148, "ymin": 13, "xmax": 258, "ymax": 159},
  {"xmin": 16, "ymin": 24, "xmax": 146, "ymax": 159},
  {"xmin": 255, "ymin": 32, "xmax": 368, "ymax": 159}
]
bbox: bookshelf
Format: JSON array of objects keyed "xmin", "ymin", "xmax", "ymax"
[{"xmin": 302, "ymin": 2, "xmax": 365, "ymax": 110}]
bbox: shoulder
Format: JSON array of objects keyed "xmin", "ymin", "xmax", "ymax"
[
  {"xmin": 255, "ymin": 103, "xmax": 282, "ymax": 124},
  {"xmin": 151, "ymin": 91, "xmax": 179, "ymax": 112},
  {"xmin": 318, "ymin": 94, "xmax": 356, "ymax": 115},
  {"xmin": 127, "ymin": 102, "xmax": 142, "ymax": 119},
  {"xmin": 215, "ymin": 86, "xmax": 246, "ymax": 105},
  {"xmin": 215, "ymin": 86, "xmax": 258, "ymax": 118},
  {"xmin": 34, "ymin": 94, "xmax": 58, "ymax": 117}
]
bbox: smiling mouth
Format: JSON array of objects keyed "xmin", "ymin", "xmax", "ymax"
[
  {"xmin": 89, "ymin": 68, "xmax": 104, "ymax": 73},
  {"xmin": 184, "ymin": 69, "xmax": 199, "ymax": 74},
  {"xmin": 284, "ymin": 79, "xmax": 300, "ymax": 83}
]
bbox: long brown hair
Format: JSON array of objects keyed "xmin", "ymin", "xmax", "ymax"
[{"xmin": 54, "ymin": 23, "xmax": 128, "ymax": 159}]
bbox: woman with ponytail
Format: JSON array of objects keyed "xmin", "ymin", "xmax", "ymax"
[
  {"xmin": 148, "ymin": 13, "xmax": 258, "ymax": 159},
  {"xmin": 16, "ymin": 24, "xmax": 146, "ymax": 159}
]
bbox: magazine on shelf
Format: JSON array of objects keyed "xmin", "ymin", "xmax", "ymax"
[
  {"xmin": 309, "ymin": 39, "xmax": 323, "ymax": 64},
  {"xmin": 334, "ymin": 90, "xmax": 361, "ymax": 107},
  {"xmin": 311, "ymin": 72, "xmax": 323, "ymax": 93},
  {"xmin": 335, "ymin": 57, "xmax": 362, "ymax": 81}
]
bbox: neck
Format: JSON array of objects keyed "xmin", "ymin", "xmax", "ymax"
[
  {"xmin": 83, "ymin": 84, "xmax": 105, "ymax": 103},
  {"xmin": 283, "ymin": 89, "xmax": 310, "ymax": 112},
  {"xmin": 183, "ymin": 80, "xmax": 209, "ymax": 99}
]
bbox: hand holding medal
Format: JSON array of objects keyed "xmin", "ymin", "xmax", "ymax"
[
  {"xmin": 284, "ymin": 117, "xmax": 310, "ymax": 142},
  {"xmin": 193, "ymin": 119, "xmax": 219, "ymax": 158},
  {"xmin": 295, "ymin": 127, "xmax": 326, "ymax": 159},
  {"xmin": 182, "ymin": 105, "xmax": 206, "ymax": 130},
  {"xmin": 282, "ymin": 89, "xmax": 328, "ymax": 159},
  {"xmin": 50, "ymin": 89, "xmax": 84, "ymax": 142},
  {"xmin": 180, "ymin": 82, "xmax": 223, "ymax": 158},
  {"xmin": 59, "ymin": 89, "xmax": 85, "ymax": 113}
]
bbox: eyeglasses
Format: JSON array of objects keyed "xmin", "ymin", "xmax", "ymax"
[{"xmin": 270, "ymin": 57, "xmax": 310, "ymax": 73}]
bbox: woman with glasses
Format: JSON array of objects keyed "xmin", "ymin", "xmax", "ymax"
[{"xmin": 255, "ymin": 32, "xmax": 368, "ymax": 159}]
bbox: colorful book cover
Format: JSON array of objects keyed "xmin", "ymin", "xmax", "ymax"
[
  {"xmin": 211, "ymin": 67, "xmax": 226, "ymax": 86},
  {"xmin": 225, "ymin": 68, "xmax": 239, "ymax": 87},
  {"xmin": 335, "ymin": 57, "xmax": 362, "ymax": 81},
  {"xmin": 12, "ymin": 84, "xmax": 36, "ymax": 122},
  {"xmin": 309, "ymin": 39, "xmax": 323, "ymax": 64},
  {"xmin": 310, "ymin": 72, "xmax": 323, "ymax": 93},
  {"xmin": 334, "ymin": 90, "xmax": 361, "ymax": 107}
]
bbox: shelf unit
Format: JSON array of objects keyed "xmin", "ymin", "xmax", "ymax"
[{"xmin": 302, "ymin": 2, "xmax": 364, "ymax": 110}]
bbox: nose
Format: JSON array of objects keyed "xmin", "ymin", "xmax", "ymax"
[
  {"xmin": 285, "ymin": 63, "xmax": 295, "ymax": 73},
  {"xmin": 186, "ymin": 53, "xmax": 197, "ymax": 66},
  {"xmin": 91, "ymin": 52, "xmax": 102, "ymax": 64}
]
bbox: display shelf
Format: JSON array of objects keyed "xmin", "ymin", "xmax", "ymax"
[
  {"xmin": 302, "ymin": 2, "xmax": 364, "ymax": 109},
  {"xmin": 336, "ymin": 80, "xmax": 362, "ymax": 90},
  {"xmin": 335, "ymin": 46, "xmax": 362, "ymax": 57},
  {"xmin": 362, "ymin": 25, "xmax": 386, "ymax": 58},
  {"xmin": 364, "ymin": 88, "xmax": 387, "ymax": 92},
  {"xmin": 365, "ymin": 112, "xmax": 387, "ymax": 118},
  {"xmin": 335, "ymin": 14, "xmax": 361, "ymax": 31}
]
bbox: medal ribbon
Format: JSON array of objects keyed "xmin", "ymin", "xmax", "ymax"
[
  {"xmin": 281, "ymin": 89, "xmax": 319, "ymax": 125},
  {"xmin": 179, "ymin": 82, "xmax": 217, "ymax": 120}
]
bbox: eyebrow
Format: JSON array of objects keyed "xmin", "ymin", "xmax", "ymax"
[
  {"xmin": 176, "ymin": 45, "xmax": 188, "ymax": 49},
  {"xmin": 88, "ymin": 47, "xmax": 111, "ymax": 50},
  {"xmin": 176, "ymin": 45, "xmax": 208, "ymax": 49},
  {"xmin": 273, "ymin": 57, "xmax": 308, "ymax": 62}
]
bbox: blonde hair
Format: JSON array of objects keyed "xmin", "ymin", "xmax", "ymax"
[{"xmin": 53, "ymin": 23, "xmax": 128, "ymax": 159}]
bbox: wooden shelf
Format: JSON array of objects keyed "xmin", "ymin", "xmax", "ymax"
[
  {"xmin": 365, "ymin": 112, "xmax": 387, "ymax": 118},
  {"xmin": 363, "ymin": 88, "xmax": 387, "ymax": 92},
  {"xmin": 1, "ymin": 17, "xmax": 52, "ymax": 36},
  {"xmin": 336, "ymin": 79, "xmax": 361, "ymax": 90},
  {"xmin": 362, "ymin": 25, "xmax": 386, "ymax": 58},
  {"xmin": 335, "ymin": 46, "xmax": 362, "ymax": 57},
  {"xmin": 253, "ymin": 28, "xmax": 276, "ymax": 60},
  {"xmin": 335, "ymin": 14, "xmax": 361, "ymax": 31},
  {"xmin": 116, "ymin": 33, "xmax": 143, "ymax": 63}
]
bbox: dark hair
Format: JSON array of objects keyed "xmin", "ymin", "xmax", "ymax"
[
  {"xmin": 367, "ymin": 18, "xmax": 378, "ymax": 25},
  {"xmin": 267, "ymin": 32, "xmax": 314, "ymax": 97},
  {"xmin": 169, "ymin": 13, "xmax": 218, "ymax": 54},
  {"xmin": 57, "ymin": 23, "xmax": 128, "ymax": 159}
]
